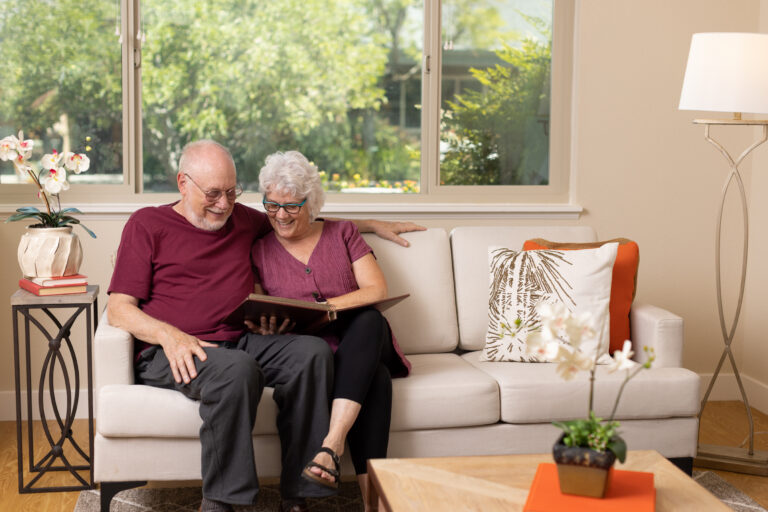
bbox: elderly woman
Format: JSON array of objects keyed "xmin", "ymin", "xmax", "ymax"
[{"xmin": 251, "ymin": 151, "xmax": 410, "ymax": 509}]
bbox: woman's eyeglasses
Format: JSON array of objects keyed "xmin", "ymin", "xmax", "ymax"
[
  {"xmin": 184, "ymin": 173, "xmax": 243, "ymax": 202},
  {"xmin": 262, "ymin": 198, "xmax": 307, "ymax": 214}
]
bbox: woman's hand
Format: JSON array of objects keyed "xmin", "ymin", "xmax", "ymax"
[{"xmin": 245, "ymin": 315, "xmax": 295, "ymax": 335}]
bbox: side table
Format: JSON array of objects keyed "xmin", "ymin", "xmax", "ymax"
[{"xmin": 11, "ymin": 285, "xmax": 99, "ymax": 493}]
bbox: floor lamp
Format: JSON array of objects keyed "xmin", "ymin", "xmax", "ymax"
[{"xmin": 679, "ymin": 32, "xmax": 768, "ymax": 475}]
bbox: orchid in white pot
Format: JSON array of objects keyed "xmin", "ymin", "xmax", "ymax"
[{"xmin": 1, "ymin": 131, "xmax": 96, "ymax": 238}]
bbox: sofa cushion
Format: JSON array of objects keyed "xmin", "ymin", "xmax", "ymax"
[
  {"xmin": 451, "ymin": 226, "xmax": 598, "ymax": 351},
  {"xmin": 483, "ymin": 243, "xmax": 616, "ymax": 362},
  {"xmin": 462, "ymin": 351, "xmax": 700, "ymax": 424},
  {"xmin": 363, "ymin": 230, "xmax": 458, "ymax": 355},
  {"xmin": 524, "ymin": 238, "xmax": 640, "ymax": 354},
  {"xmin": 98, "ymin": 352, "xmax": 500, "ymax": 438},
  {"xmin": 97, "ymin": 385, "xmax": 281, "ymax": 437},
  {"xmin": 391, "ymin": 353, "xmax": 500, "ymax": 431}
]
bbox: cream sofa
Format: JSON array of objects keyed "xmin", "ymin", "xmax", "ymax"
[{"xmin": 94, "ymin": 226, "xmax": 700, "ymax": 510}]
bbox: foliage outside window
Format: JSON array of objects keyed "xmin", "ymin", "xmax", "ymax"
[{"xmin": 0, "ymin": 0, "xmax": 554, "ymax": 196}]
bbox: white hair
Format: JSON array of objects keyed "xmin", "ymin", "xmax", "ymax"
[{"xmin": 258, "ymin": 151, "xmax": 325, "ymax": 221}]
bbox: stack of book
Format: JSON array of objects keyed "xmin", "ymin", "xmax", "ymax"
[{"xmin": 18, "ymin": 274, "xmax": 88, "ymax": 296}]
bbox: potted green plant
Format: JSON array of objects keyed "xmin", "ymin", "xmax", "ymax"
[
  {"xmin": 1, "ymin": 131, "xmax": 96, "ymax": 277},
  {"xmin": 503, "ymin": 301, "xmax": 654, "ymax": 498}
]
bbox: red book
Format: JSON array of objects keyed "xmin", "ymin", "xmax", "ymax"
[
  {"xmin": 19, "ymin": 278, "xmax": 88, "ymax": 296},
  {"xmin": 29, "ymin": 274, "xmax": 88, "ymax": 286},
  {"xmin": 524, "ymin": 463, "xmax": 655, "ymax": 512}
]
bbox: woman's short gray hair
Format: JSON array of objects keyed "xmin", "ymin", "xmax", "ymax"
[{"xmin": 259, "ymin": 151, "xmax": 325, "ymax": 221}]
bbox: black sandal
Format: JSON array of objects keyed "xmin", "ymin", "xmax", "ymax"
[{"xmin": 301, "ymin": 446, "xmax": 340, "ymax": 489}]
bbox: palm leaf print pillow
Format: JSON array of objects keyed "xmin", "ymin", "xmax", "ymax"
[{"xmin": 482, "ymin": 243, "xmax": 618, "ymax": 362}]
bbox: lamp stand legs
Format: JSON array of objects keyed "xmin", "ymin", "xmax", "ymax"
[{"xmin": 694, "ymin": 123, "xmax": 768, "ymax": 475}]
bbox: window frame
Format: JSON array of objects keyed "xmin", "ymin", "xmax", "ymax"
[{"xmin": 0, "ymin": 0, "xmax": 576, "ymax": 214}]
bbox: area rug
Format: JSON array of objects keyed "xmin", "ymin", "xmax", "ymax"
[
  {"xmin": 74, "ymin": 471, "xmax": 766, "ymax": 511},
  {"xmin": 692, "ymin": 471, "xmax": 767, "ymax": 512},
  {"xmin": 74, "ymin": 481, "xmax": 364, "ymax": 511}
]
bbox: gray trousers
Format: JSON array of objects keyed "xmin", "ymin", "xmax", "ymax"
[{"xmin": 135, "ymin": 333, "xmax": 335, "ymax": 505}]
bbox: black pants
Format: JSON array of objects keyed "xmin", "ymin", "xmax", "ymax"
[
  {"xmin": 329, "ymin": 308, "xmax": 394, "ymax": 475},
  {"xmin": 135, "ymin": 333, "xmax": 335, "ymax": 505}
]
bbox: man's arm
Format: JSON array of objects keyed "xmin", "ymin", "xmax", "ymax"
[
  {"xmin": 349, "ymin": 219, "xmax": 426, "ymax": 247},
  {"xmin": 107, "ymin": 292, "xmax": 216, "ymax": 384}
]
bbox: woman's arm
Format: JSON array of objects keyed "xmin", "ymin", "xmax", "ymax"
[{"xmin": 326, "ymin": 253, "xmax": 388, "ymax": 309}]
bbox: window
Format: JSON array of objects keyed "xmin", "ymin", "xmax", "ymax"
[
  {"xmin": 1, "ymin": 0, "xmax": 571, "ymax": 204},
  {"xmin": 0, "ymin": 0, "xmax": 123, "ymax": 186}
]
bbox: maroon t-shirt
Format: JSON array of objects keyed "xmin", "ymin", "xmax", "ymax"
[
  {"xmin": 108, "ymin": 202, "xmax": 271, "ymax": 354},
  {"xmin": 251, "ymin": 220, "xmax": 411, "ymax": 376}
]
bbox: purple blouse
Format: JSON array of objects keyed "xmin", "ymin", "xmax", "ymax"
[{"xmin": 251, "ymin": 220, "xmax": 410, "ymax": 377}]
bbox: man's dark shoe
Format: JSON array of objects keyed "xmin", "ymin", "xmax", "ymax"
[
  {"xmin": 200, "ymin": 496, "xmax": 234, "ymax": 512},
  {"xmin": 280, "ymin": 497, "xmax": 309, "ymax": 512}
]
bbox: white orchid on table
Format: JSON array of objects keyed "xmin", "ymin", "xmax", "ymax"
[
  {"xmin": 1, "ymin": 131, "xmax": 96, "ymax": 237},
  {"xmin": 502, "ymin": 301, "xmax": 654, "ymax": 462}
]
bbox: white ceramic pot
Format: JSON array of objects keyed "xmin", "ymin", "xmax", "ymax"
[{"xmin": 17, "ymin": 226, "xmax": 83, "ymax": 278}]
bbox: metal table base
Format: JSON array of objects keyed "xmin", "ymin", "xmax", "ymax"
[{"xmin": 11, "ymin": 286, "xmax": 99, "ymax": 493}]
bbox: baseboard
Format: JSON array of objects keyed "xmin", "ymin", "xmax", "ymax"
[
  {"xmin": 699, "ymin": 373, "xmax": 768, "ymax": 414},
  {"xmin": 0, "ymin": 389, "xmax": 92, "ymax": 421}
]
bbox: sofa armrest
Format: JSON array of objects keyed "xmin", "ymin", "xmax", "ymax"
[
  {"xmin": 94, "ymin": 311, "xmax": 135, "ymax": 390},
  {"xmin": 629, "ymin": 303, "xmax": 683, "ymax": 368}
]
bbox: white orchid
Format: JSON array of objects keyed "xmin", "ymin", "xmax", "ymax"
[
  {"xmin": 0, "ymin": 136, "xmax": 19, "ymax": 161},
  {"xmin": 0, "ymin": 129, "xmax": 96, "ymax": 238},
  {"xmin": 41, "ymin": 150, "xmax": 62, "ymax": 170},
  {"xmin": 64, "ymin": 151, "xmax": 90, "ymax": 173},
  {"xmin": 555, "ymin": 346, "xmax": 595, "ymax": 380},
  {"xmin": 529, "ymin": 299, "xmax": 654, "ymax": 456},
  {"xmin": 43, "ymin": 167, "xmax": 70, "ymax": 194},
  {"xmin": 607, "ymin": 340, "xmax": 638, "ymax": 373}
]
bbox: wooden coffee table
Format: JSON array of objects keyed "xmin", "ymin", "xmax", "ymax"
[{"xmin": 367, "ymin": 450, "xmax": 729, "ymax": 511}]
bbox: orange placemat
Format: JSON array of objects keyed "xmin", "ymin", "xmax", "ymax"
[{"xmin": 523, "ymin": 463, "xmax": 655, "ymax": 512}]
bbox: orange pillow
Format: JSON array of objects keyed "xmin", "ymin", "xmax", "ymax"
[{"xmin": 522, "ymin": 238, "xmax": 639, "ymax": 355}]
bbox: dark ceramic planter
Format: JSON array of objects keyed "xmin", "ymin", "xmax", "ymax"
[{"xmin": 552, "ymin": 434, "xmax": 617, "ymax": 498}]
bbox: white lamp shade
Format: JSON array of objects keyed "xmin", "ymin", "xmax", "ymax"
[{"xmin": 679, "ymin": 32, "xmax": 768, "ymax": 114}]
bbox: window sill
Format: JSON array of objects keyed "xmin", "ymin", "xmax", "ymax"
[{"xmin": 1, "ymin": 201, "xmax": 583, "ymax": 220}]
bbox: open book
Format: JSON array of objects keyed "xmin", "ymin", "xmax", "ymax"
[{"xmin": 223, "ymin": 293, "xmax": 409, "ymax": 333}]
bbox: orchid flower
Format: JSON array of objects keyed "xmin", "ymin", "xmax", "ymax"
[
  {"xmin": 41, "ymin": 150, "xmax": 62, "ymax": 170},
  {"xmin": 0, "ymin": 135, "xmax": 19, "ymax": 161},
  {"xmin": 607, "ymin": 340, "xmax": 638, "ymax": 373},
  {"xmin": 64, "ymin": 152, "xmax": 90, "ymax": 174},
  {"xmin": 555, "ymin": 346, "xmax": 594, "ymax": 380},
  {"xmin": 43, "ymin": 167, "xmax": 70, "ymax": 195}
]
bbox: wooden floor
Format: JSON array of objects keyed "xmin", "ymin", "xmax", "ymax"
[{"xmin": 0, "ymin": 401, "xmax": 766, "ymax": 511}]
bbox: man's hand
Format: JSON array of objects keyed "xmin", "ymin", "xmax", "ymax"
[
  {"xmin": 160, "ymin": 332, "xmax": 218, "ymax": 385},
  {"xmin": 365, "ymin": 219, "xmax": 426, "ymax": 247},
  {"xmin": 245, "ymin": 315, "xmax": 295, "ymax": 335}
]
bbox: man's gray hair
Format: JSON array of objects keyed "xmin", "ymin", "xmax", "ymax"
[
  {"xmin": 178, "ymin": 140, "xmax": 235, "ymax": 175},
  {"xmin": 258, "ymin": 151, "xmax": 325, "ymax": 221}
]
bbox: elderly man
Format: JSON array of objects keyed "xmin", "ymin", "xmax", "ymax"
[{"xmin": 107, "ymin": 140, "xmax": 422, "ymax": 512}]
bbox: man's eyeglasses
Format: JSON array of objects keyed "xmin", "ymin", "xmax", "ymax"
[
  {"xmin": 183, "ymin": 173, "xmax": 243, "ymax": 202},
  {"xmin": 262, "ymin": 198, "xmax": 307, "ymax": 214}
]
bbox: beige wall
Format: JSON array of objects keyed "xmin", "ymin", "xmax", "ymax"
[{"xmin": 2, "ymin": 0, "xmax": 767, "ymax": 418}]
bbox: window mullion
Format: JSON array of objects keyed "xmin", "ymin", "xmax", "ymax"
[{"xmin": 421, "ymin": 0, "xmax": 442, "ymax": 195}]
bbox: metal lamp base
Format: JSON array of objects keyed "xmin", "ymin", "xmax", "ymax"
[{"xmin": 695, "ymin": 444, "xmax": 768, "ymax": 476}]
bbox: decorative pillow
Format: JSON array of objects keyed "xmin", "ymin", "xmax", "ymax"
[
  {"xmin": 482, "ymin": 243, "xmax": 618, "ymax": 362},
  {"xmin": 523, "ymin": 238, "xmax": 639, "ymax": 355}
]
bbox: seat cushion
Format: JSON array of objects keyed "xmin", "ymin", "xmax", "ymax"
[
  {"xmin": 391, "ymin": 353, "xmax": 500, "ymax": 431},
  {"xmin": 99, "ymin": 353, "xmax": 501, "ymax": 438},
  {"xmin": 462, "ymin": 351, "xmax": 700, "ymax": 424},
  {"xmin": 97, "ymin": 385, "xmax": 280, "ymax": 437}
]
